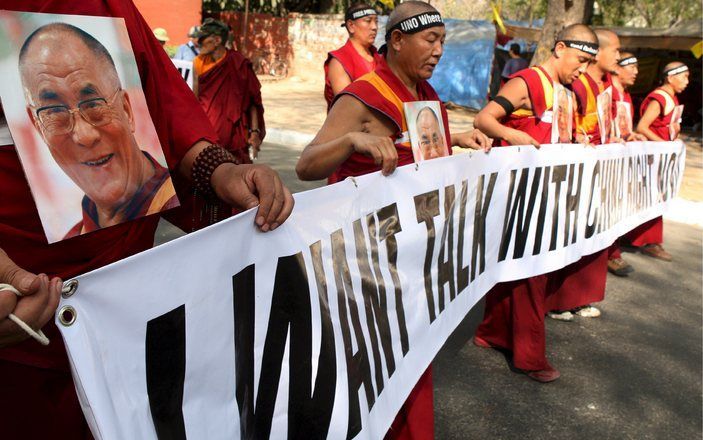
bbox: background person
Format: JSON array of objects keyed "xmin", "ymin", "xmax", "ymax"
[
  {"xmin": 323, "ymin": 3, "xmax": 382, "ymax": 111},
  {"xmin": 174, "ymin": 25, "xmax": 199, "ymax": 61},
  {"xmin": 500, "ymin": 43, "xmax": 528, "ymax": 85}
]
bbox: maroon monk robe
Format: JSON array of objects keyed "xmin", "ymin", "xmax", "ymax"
[
  {"xmin": 549, "ymin": 71, "xmax": 611, "ymax": 312},
  {"xmin": 335, "ymin": 56, "xmax": 447, "ymax": 440},
  {"xmin": 0, "ymin": 1, "xmax": 217, "ymax": 437},
  {"xmin": 622, "ymin": 88, "xmax": 679, "ymax": 247},
  {"xmin": 197, "ymin": 49, "xmax": 265, "ymax": 165},
  {"xmin": 324, "ymin": 39, "xmax": 382, "ymax": 110},
  {"xmin": 475, "ymin": 66, "xmax": 555, "ymax": 372}
]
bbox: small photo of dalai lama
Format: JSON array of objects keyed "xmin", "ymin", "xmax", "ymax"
[{"xmin": 0, "ymin": 11, "xmax": 178, "ymax": 243}]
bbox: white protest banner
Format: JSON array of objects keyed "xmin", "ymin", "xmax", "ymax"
[
  {"xmin": 57, "ymin": 141, "xmax": 685, "ymax": 439},
  {"xmin": 172, "ymin": 59, "xmax": 194, "ymax": 89}
]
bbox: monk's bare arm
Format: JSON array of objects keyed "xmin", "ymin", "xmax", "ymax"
[
  {"xmin": 636, "ymin": 101, "xmax": 665, "ymax": 141},
  {"xmin": 296, "ymin": 95, "xmax": 397, "ymax": 180},
  {"xmin": 474, "ymin": 78, "xmax": 539, "ymax": 147},
  {"xmin": 451, "ymin": 129, "xmax": 492, "ymax": 151},
  {"xmin": 328, "ymin": 58, "xmax": 352, "ymax": 96}
]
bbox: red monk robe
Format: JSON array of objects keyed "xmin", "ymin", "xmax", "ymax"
[
  {"xmin": 624, "ymin": 88, "xmax": 679, "ymax": 247},
  {"xmin": 0, "ymin": 1, "xmax": 217, "ymax": 437},
  {"xmin": 195, "ymin": 49, "xmax": 265, "ymax": 165},
  {"xmin": 475, "ymin": 66, "xmax": 555, "ymax": 374},
  {"xmin": 606, "ymin": 86, "xmax": 634, "ymax": 261},
  {"xmin": 548, "ymin": 71, "xmax": 610, "ymax": 312},
  {"xmin": 324, "ymin": 39, "xmax": 383, "ymax": 110},
  {"xmin": 337, "ymin": 57, "xmax": 449, "ymax": 439}
]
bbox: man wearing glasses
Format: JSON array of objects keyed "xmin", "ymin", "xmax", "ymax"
[{"xmin": 19, "ymin": 23, "xmax": 178, "ymax": 238}]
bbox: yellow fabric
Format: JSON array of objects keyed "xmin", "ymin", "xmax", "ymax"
[
  {"xmin": 653, "ymin": 89, "xmax": 676, "ymax": 115},
  {"xmin": 691, "ymin": 40, "xmax": 703, "ymax": 59},
  {"xmin": 574, "ymin": 74, "xmax": 602, "ymax": 135},
  {"xmin": 511, "ymin": 67, "xmax": 553, "ymax": 118},
  {"xmin": 193, "ymin": 52, "xmax": 226, "ymax": 76},
  {"xmin": 146, "ymin": 176, "xmax": 177, "ymax": 216}
]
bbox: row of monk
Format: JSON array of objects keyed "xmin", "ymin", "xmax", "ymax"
[
  {"xmin": 288, "ymin": 1, "xmax": 688, "ymax": 437},
  {"xmin": 0, "ymin": 0, "xmax": 689, "ymax": 438}
]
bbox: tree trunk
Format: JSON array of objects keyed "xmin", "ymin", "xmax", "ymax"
[{"xmin": 530, "ymin": 0, "xmax": 595, "ymax": 66}]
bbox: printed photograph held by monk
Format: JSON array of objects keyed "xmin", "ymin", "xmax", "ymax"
[
  {"xmin": 407, "ymin": 102, "xmax": 449, "ymax": 161},
  {"xmin": 0, "ymin": 12, "xmax": 177, "ymax": 243},
  {"xmin": 552, "ymin": 84, "xmax": 573, "ymax": 143}
]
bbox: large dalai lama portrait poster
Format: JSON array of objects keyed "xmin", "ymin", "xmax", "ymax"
[
  {"xmin": 0, "ymin": 11, "xmax": 178, "ymax": 244},
  {"xmin": 551, "ymin": 83, "xmax": 573, "ymax": 144},
  {"xmin": 405, "ymin": 101, "xmax": 449, "ymax": 162}
]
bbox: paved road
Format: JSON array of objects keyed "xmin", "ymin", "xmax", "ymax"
[{"xmin": 159, "ymin": 141, "xmax": 702, "ymax": 439}]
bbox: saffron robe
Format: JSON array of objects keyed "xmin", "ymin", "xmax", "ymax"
[
  {"xmin": 197, "ymin": 49, "xmax": 265, "ymax": 165},
  {"xmin": 324, "ymin": 39, "xmax": 382, "ymax": 110},
  {"xmin": 0, "ymin": 1, "xmax": 217, "ymax": 437},
  {"xmin": 333, "ymin": 56, "xmax": 448, "ymax": 439},
  {"xmin": 573, "ymin": 71, "xmax": 612, "ymax": 145},
  {"xmin": 476, "ymin": 66, "xmax": 557, "ymax": 371}
]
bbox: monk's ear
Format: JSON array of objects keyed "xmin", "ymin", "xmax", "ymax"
[
  {"xmin": 390, "ymin": 29, "xmax": 403, "ymax": 51},
  {"xmin": 120, "ymin": 90, "xmax": 136, "ymax": 133},
  {"xmin": 553, "ymin": 41, "xmax": 565, "ymax": 58},
  {"xmin": 25, "ymin": 105, "xmax": 47, "ymax": 140}
]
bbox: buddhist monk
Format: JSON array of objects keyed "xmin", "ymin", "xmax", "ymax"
[
  {"xmin": 548, "ymin": 29, "xmax": 621, "ymax": 321},
  {"xmin": 473, "ymin": 23, "xmax": 597, "ymax": 381},
  {"xmin": 194, "ymin": 18, "xmax": 264, "ymax": 164},
  {"xmin": 630, "ymin": 61, "xmax": 689, "ymax": 261},
  {"xmin": 297, "ymin": 2, "xmax": 488, "ymax": 437},
  {"xmin": 0, "ymin": 2, "xmax": 293, "ymax": 438},
  {"xmin": 324, "ymin": 3, "xmax": 383, "ymax": 111}
]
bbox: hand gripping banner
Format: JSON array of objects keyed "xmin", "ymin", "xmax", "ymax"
[{"xmin": 56, "ymin": 141, "xmax": 685, "ymax": 439}]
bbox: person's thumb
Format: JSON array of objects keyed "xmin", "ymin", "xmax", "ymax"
[{"xmin": 0, "ymin": 250, "xmax": 39, "ymax": 296}]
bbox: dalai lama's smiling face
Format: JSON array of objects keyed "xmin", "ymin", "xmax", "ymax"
[{"xmin": 21, "ymin": 31, "xmax": 147, "ymax": 212}]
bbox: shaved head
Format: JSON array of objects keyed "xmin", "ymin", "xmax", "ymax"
[
  {"xmin": 620, "ymin": 51, "xmax": 634, "ymax": 59},
  {"xmin": 663, "ymin": 61, "xmax": 685, "ymax": 72},
  {"xmin": 387, "ymin": 1, "xmax": 437, "ymax": 30},
  {"xmin": 595, "ymin": 29, "xmax": 618, "ymax": 48},
  {"xmin": 555, "ymin": 23, "xmax": 597, "ymax": 45}
]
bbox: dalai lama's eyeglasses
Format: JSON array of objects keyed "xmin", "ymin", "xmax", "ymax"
[{"xmin": 33, "ymin": 89, "xmax": 122, "ymax": 136}]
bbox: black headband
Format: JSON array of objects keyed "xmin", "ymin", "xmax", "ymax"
[
  {"xmin": 384, "ymin": 12, "xmax": 444, "ymax": 41},
  {"xmin": 665, "ymin": 65, "xmax": 688, "ymax": 76},
  {"xmin": 618, "ymin": 56, "xmax": 637, "ymax": 66},
  {"xmin": 557, "ymin": 40, "xmax": 599, "ymax": 56},
  {"xmin": 343, "ymin": 8, "xmax": 377, "ymax": 26}
]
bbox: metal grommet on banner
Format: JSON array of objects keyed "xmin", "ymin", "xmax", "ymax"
[
  {"xmin": 349, "ymin": 176, "xmax": 358, "ymax": 188},
  {"xmin": 62, "ymin": 279, "xmax": 78, "ymax": 299},
  {"xmin": 58, "ymin": 305, "xmax": 77, "ymax": 327},
  {"xmin": 415, "ymin": 163, "xmax": 419, "ymax": 171}
]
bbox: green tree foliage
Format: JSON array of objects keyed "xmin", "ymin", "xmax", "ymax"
[
  {"xmin": 594, "ymin": 0, "xmax": 701, "ymax": 27},
  {"xmin": 202, "ymin": 0, "xmax": 397, "ymax": 16}
]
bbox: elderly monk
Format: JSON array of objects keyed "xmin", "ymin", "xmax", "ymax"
[
  {"xmin": 630, "ymin": 61, "xmax": 690, "ymax": 262},
  {"xmin": 19, "ymin": 23, "xmax": 179, "ymax": 239},
  {"xmin": 546, "ymin": 29, "xmax": 622, "ymax": 322},
  {"xmin": 0, "ymin": 1, "xmax": 293, "ymax": 438},
  {"xmin": 297, "ymin": 2, "xmax": 488, "ymax": 438},
  {"xmin": 474, "ymin": 24, "xmax": 598, "ymax": 382},
  {"xmin": 324, "ymin": 3, "xmax": 383, "ymax": 111},
  {"xmin": 194, "ymin": 18, "xmax": 264, "ymax": 164}
]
